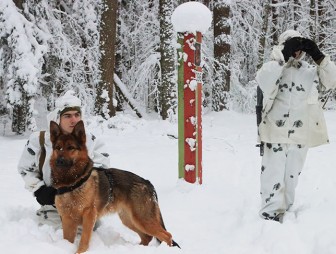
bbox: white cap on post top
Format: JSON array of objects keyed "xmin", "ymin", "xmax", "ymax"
[{"xmin": 171, "ymin": 2, "xmax": 212, "ymax": 33}]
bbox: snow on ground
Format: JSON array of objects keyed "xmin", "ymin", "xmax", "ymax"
[{"xmin": 0, "ymin": 110, "xmax": 336, "ymax": 254}]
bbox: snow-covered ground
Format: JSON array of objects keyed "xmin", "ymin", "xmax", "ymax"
[{"xmin": 1, "ymin": 110, "xmax": 336, "ymax": 254}]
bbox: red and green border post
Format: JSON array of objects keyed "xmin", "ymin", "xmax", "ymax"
[
  {"xmin": 172, "ymin": 1, "xmax": 211, "ymax": 184},
  {"xmin": 177, "ymin": 31, "xmax": 203, "ymax": 184}
]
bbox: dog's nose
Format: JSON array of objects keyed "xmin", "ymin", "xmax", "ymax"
[{"xmin": 56, "ymin": 157, "xmax": 66, "ymax": 167}]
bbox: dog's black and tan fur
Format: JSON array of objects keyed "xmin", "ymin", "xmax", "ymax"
[{"xmin": 50, "ymin": 120, "xmax": 178, "ymax": 253}]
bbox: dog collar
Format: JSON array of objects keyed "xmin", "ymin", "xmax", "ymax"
[{"xmin": 56, "ymin": 169, "xmax": 92, "ymax": 195}]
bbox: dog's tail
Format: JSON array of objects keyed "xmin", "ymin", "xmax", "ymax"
[
  {"xmin": 157, "ymin": 212, "xmax": 181, "ymax": 249},
  {"xmin": 171, "ymin": 239, "xmax": 181, "ymax": 248},
  {"xmin": 155, "ymin": 237, "xmax": 181, "ymax": 248}
]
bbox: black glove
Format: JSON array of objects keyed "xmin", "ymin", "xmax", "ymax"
[
  {"xmin": 34, "ymin": 185, "xmax": 56, "ymax": 206},
  {"xmin": 281, "ymin": 37, "xmax": 303, "ymax": 62},
  {"xmin": 301, "ymin": 38, "xmax": 325, "ymax": 62}
]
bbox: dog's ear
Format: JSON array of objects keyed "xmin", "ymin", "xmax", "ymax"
[
  {"xmin": 50, "ymin": 121, "xmax": 62, "ymax": 144},
  {"xmin": 72, "ymin": 120, "xmax": 86, "ymax": 145}
]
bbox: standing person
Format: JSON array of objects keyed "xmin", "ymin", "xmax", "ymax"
[
  {"xmin": 256, "ymin": 30, "xmax": 336, "ymax": 222},
  {"xmin": 18, "ymin": 90, "xmax": 110, "ymax": 228}
]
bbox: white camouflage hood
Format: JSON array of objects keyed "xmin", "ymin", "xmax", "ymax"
[
  {"xmin": 46, "ymin": 90, "xmax": 82, "ymax": 124},
  {"xmin": 278, "ymin": 30, "xmax": 303, "ymax": 45}
]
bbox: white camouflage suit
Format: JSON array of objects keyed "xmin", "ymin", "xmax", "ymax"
[
  {"xmin": 256, "ymin": 30, "xmax": 336, "ymax": 220},
  {"xmin": 17, "ymin": 91, "xmax": 110, "ymax": 227}
]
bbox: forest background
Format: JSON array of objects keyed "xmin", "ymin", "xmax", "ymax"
[{"xmin": 1, "ymin": 0, "xmax": 336, "ymax": 134}]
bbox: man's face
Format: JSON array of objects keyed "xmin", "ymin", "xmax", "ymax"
[
  {"xmin": 59, "ymin": 110, "xmax": 82, "ymax": 134},
  {"xmin": 294, "ymin": 50, "xmax": 302, "ymax": 59}
]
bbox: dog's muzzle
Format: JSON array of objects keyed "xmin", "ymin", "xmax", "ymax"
[{"xmin": 55, "ymin": 157, "xmax": 73, "ymax": 168}]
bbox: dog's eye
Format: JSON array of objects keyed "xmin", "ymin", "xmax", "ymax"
[
  {"xmin": 55, "ymin": 146, "xmax": 62, "ymax": 151},
  {"xmin": 67, "ymin": 146, "xmax": 77, "ymax": 151}
]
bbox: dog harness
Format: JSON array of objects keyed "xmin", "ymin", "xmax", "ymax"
[
  {"xmin": 104, "ymin": 170, "xmax": 114, "ymax": 202},
  {"xmin": 96, "ymin": 168, "xmax": 114, "ymax": 203}
]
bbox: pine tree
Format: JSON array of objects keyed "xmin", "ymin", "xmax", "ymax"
[
  {"xmin": 95, "ymin": 0, "xmax": 117, "ymax": 119},
  {"xmin": 212, "ymin": 1, "xmax": 231, "ymax": 111},
  {"xmin": 159, "ymin": 0, "xmax": 176, "ymax": 120}
]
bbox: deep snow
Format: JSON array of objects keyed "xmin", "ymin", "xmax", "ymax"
[{"xmin": 1, "ymin": 110, "xmax": 336, "ymax": 254}]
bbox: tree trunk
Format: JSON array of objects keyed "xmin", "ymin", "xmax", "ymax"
[
  {"xmin": 271, "ymin": 0, "xmax": 278, "ymax": 45},
  {"xmin": 10, "ymin": 0, "xmax": 28, "ymax": 134},
  {"xmin": 114, "ymin": 0, "xmax": 124, "ymax": 111},
  {"xmin": 257, "ymin": 1, "xmax": 270, "ymax": 70},
  {"xmin": 202, "ymin": 0, "xmax": 211, "ymax": 9},
  {"xmin": 159, "ymin": 0, "xmax": 176, "ymax": 120},
  {"xmin": 11, "ymin": 81, "xmax": 28, "ymax": 134},
  {"xmin": 95, "ymin": 0, "xmax": 117, "ymax": 119},
  {"xmin": 317, "ymin": 0, "xmax": 326, "ymax": 48},
  {"xmin": 293, "ymin": 0, "xmax": 301, "ymax": 30},
  {"xmin": 310, "ymin": 0, "xmax": 316, "ymax": 38},
  {"xmin": 212, "ymin": 2, "xmax": 231, "ymax": 111},
  {"xmin": 12, "ymin": 0, "xmax": 24, "ymax": 10},
  {"xmin": 12, "ymin": 105, "xmax": 26, "ymax": 134}
]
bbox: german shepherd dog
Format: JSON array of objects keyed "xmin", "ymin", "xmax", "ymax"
[{"xmin": 49, "ymin": 120, "xmax": 179, "ymax": 253}]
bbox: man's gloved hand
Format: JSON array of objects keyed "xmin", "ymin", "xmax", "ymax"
[
  {"xmin": 281, "ymin": 37, "xmax": 303, "ymax": 62},
  {"xmin": 301, "ymin": 38, "xmax": 325, "ymax": 62},
  {"xmin": 34, "ymin": 185, "xmax": 56, "ymax": 205}
]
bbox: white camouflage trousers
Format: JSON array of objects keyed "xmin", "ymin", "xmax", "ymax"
[{"xmin": 259, "ymin": 143, "xmax": 308, "ymax": 220}]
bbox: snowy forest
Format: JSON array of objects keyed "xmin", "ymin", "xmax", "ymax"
[{"xmin": 1, "ymin": 0, "xmax": 336, "ymax": 134}]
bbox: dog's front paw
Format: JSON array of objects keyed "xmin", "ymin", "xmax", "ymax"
[{"xmin": 76, "ymin": 245, "xmax": 89, "ymax": 254}]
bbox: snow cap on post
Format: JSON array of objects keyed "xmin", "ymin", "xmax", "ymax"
[{"xmin": 171, "ymin": 2, "xmax": 212, "ymax": 33}]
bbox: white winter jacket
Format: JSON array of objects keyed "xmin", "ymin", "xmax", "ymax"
[
  {"xmin": 256, "ymin": 55, "xmax": 336, "ymax": 147},
  {"xmin": 18, "ymin": 130, "xmax": 110, "ymax": 193}
]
